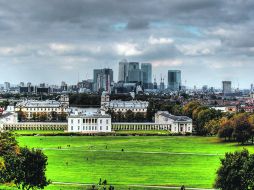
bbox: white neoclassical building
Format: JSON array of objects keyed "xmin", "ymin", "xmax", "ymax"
[
  {"xmin": 155, "ymin": 111, "xmax": 192, "ymax": 133},
  {"xmin": 67, "ymin": 110, "xmax": 111, "ymax": 133}
]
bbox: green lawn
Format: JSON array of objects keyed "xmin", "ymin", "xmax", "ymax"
[
  {"xmin": 14, "ymin": 136, "xmax": 254, "ymax": 189},
  {"xmin": 13, "ymin": 130, "xmax": 65, "ymax": 135}
]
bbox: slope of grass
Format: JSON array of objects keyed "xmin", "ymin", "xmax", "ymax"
[{"xmin": 16, "ymin": 136, "xmax": 254, "ymax": 189}]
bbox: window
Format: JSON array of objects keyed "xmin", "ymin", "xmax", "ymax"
[
  {"xmin": 78, "ymin": 119, "xmax": 80, "ymax": 124},
  {"xmin": 106, "ymin": 119, "xmax": 108, "ymax": 124},
  {"xmin": 78, "ymin": 126, "xmax": 80, "ymax": 130},
  {"xmin": 106, "ymin": 126, "xmax": 108, "ymax": 130},
  {"xmin": 100, "ymin": 126, "xmax": 102, "ymax": 130},
  {"xmin": 83, "ymin": 126, "xmax": 84, "ymax": 130},
  {"xmin": 71, "ymin": 119, "xmax": 73, "ymax": 124},
  {"xmin": 100, "ymin": 120, "xmax": 102, "ymax": 124},
  {"xmin": 71, "ymin": 126, "xmax": 73, "ymax": 130}
]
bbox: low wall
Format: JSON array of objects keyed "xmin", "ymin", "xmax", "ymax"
[
  {"xmin": 112, "ymin": 122, "xmax": 171, "ymax": 131},
  {"xmin": 3, "ymin": 122, "xmax": 67, "ymax": 131}
]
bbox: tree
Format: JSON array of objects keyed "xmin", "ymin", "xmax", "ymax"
[
  {"xmin": 116, "ymin": 111, "xmax": 124, "ymax": 122},
  {"xmin": 12, "ymin": 148, "xmax": 50, "ymax": 190},
  {"xmin": 39, "ymin": 112, "xmax": 47, "ymax": 122},
  {"xmin": 204, "ymin": 119, "xmax": 221, "ymax": 136},
  {"xmin": 215, "ymin": 149, "xmax": 254, "ymax": 190},
  {"xmin": 232, "ymin": 113, "xmax": 253, "ymax": 144},
  {"xmin": 0, "ymin": 132, "xmax": 19, "ymax": 156},
  {"xmin": 125, "ymin": 110, "xmax": 134, "ymax": 122},
  {"xmin": 135, "ymin": 112, "xmax": 145, "ymax": 122},
  {"xmin": 218, "ymin": 119, "xmax": 234, "ymax": 141},
  {"xmin": 0, "ymin": 132, "xmax": 50, "ymax": 190},
  {"xmin": 183, "ymin": 101, "xmax": 201, "ymax": 118}
]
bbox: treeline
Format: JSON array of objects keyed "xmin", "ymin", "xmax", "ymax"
[
  {"xmin": 147, "ymin": 99, "xmax": 183, "ymax": 122},
  {"xmin": 0, "ymin": 132, "xmax": 50, "ymax": 189},
  {"xmin": 69, "ymin": 93, "xmax": 100, "ymax": 107},
  {"xmin": 108, "ymin": 110, "xmax": 147, "ymax": 122},
  {"xmin": 17, "ymin": 111, "xmax": 67, "ymax": 122},
  {"xmin": 183, "ymin": 101, "xmax": 254, "ymax": 145}
]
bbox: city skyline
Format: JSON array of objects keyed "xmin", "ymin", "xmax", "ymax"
[{"xmin": 0, "ymin": 1, "xmax": 254, "ymax": 88}]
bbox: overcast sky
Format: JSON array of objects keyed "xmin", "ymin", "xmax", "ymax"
[{"xmin": 0, "ymin": 0, "xmax": 254, "ymax": 88}]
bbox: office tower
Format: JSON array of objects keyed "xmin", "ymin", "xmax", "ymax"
[
  {"xmin": 93, "ymin": 68, "xmax": 113, "ymax": 93},
  {"xmin": 118, "ymin": 59, "xmax": 129, "ymax": 82},
  {"xmin": 222, "ymin": 81, "xmax": 232, "ymax": 95},
  {"xmin": 127, "ymin": 62, "xmax": 142, "ymax": 82},
  {"xmin": 153, "ymin": 77, "xmax": 157, "ymax": 90},
  {"xmin": 168, "ymin": 70, "xmax": 181, "ymax": 91},
  {"xmin": 4, "ymin": 82, "xmax": 10, "ymax": 90},
  {"xmin": 61, "ymin": 81, "xmax": 68, "ymax": 91},
  {"xmin": 141, "ymin": 63, "xmax": 152, "ymax": 89},
  {"xmin": 159, "ymin": 77, "xmax": 165, "ymax": 91},
  {"xmin": 19, "ymin": 82, "xmax": 25, "ymax": 87}
]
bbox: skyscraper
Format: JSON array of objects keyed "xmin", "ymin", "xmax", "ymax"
[
  {"xmin": 93, "ymin": 68, "xmax": 113, "ymax": 93},
  {"xmin": 222, "ymin": 81, "xmax": 232, "ymax": 95},
  {"xmin": 168, "ymin": 70, "xmax": 181, "ymax": 91},
  {"xmin": 141, "ymin": 63, "xmax": 152, "ymax": 88},
  {"xmin": 127, "ymin": 62, "xmax": 142, "ymax": 82},
  {"xmin": 4, "ymin": 82, "xmax": 10, "ymax": 90},
  {"xmin": 118, "ymin": 59, "xmax": 128, "ymax": 82}
]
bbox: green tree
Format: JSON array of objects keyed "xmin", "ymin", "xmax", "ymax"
[
  {"xmin": 135, "ymin": 112, "xmax": 145, "ymax": 122},
  {"xmin": 218, "ymin": 119, "xmax": 234, "ymax": 141},
  {"xmin": 204, "ymin": 119, "xmax": 221, "ymax": 136},
  {"xmin": 0, "ymin": 132, "xmax": 19, "ymax": 156},
  {"xmin": 215, "ymin": 149, "xmax": 254, "ymax": 190},
  {"xmin": 232, "ymin": 113, "xmax": 253, "ymax": 145},
  {"xmin": 11, "ymin": 148, "xmax": 50, "ymax": 190},
  {"xmin": 125, "ymin": 110, "xmax": 134, "ymax": 122},
  {"xmin": 183, "ymin": 101, "xmax": 201, "ymax": 118}
]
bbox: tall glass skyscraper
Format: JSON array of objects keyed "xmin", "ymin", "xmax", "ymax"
[
  {"xmin": 118, "ymin": 59, "xmax": 128, "ymax": 82},
  {"xmin": 141, "ymin": 63, "xmax": 152, "ymax": 83},
  {"xmin": 168, "ymin": 70, "xmax": 181, "ymax": 91},
  {"xmin": 141, "ymin": 63, "xmax": 152, "ymax": 89},
  {"xmin": 93, "ymin": 68, "xmax": 113, "ymax": 92}
]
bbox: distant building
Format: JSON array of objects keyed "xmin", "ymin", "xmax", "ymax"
[
  {"xmin": 19, "ymin": 82, "xmax": 25, "ymax": 87},
  {"xmin": 155, "ymin": 111, "xmax": 192, "ymax": 133},
  {"xmin": 127, "ymin": 62, "xmax": 142, "ymax": 83},
  {"xmin": 61, "ymin": 81, "xmax": 68, "ymax": 91},
  {"xmin": 141, "ymin": 63, "xmax": 152, "ymax": 89},
  {"xmin": 222, "ymin": 81, "xmax": 232, "ymax": 95},
  {"xmin": 118, "ymin": 59, "xmax": 129, "ymax": 82},
  {"xmin": 159, "ymin": 77, "xmax": 165, "ymax": 91},
  {"xmin": 77, "ymin": 79, "xmax": 93, "ymax": 92},
  {"xmin": 67, "ymin": 111, "xmax": 111, "ymax": 133},
  {"xmin": 168, "ymin": 70, "xmax": 181, "ymax": 91},
  {"xmin": 4, "ymin": 82, "xmax": 10, "ymax": 90},
  {"xmin": 101, "ymin": 91, "xmax": 148, "ymax": 113},
  {"xmin": 15, "ymin": 95, "xmax": 69, "ymax": 121},
  {"xmin": 93, "ymin": 68, "xmax": 113, "ymax": 93}
]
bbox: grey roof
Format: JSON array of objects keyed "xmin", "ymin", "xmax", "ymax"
[{"xmin": 159, "ymin": 112, "xmax": 192, "ymax": 122}]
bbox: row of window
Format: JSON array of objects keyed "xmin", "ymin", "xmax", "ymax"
[
  {"xmin": 70, "ymin": 126, "xmax": 109, "ymax": 131},
  {"xmin": 113, "ymin": 108, "xmax": 146, "ymax": 112},
  {"xmin": 70, "ymin": 119, "xmax": 109, "ymax": 124},
  {"xmin": 22, "ymin": 108, "xmax": 66, "ymax": 112}
]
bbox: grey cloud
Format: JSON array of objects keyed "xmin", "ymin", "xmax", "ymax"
[{"xmin": 0, "ymin": 0, "xmax": 253, "ymax": 87}]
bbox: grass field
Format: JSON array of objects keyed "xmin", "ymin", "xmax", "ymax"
[
  {"xmin": 11, "ymin": 135, "xmax": 253, "ymax": 190},
  {"xmin": 14, "ymin": 130, "xmax": 65, "ymax": 135}
]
